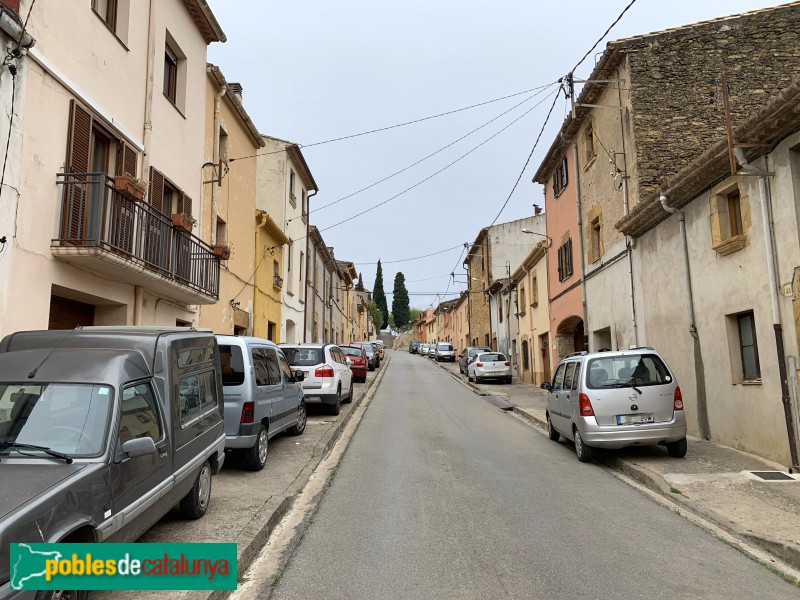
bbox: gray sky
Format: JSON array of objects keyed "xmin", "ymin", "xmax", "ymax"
[{"xmin": 207, "ymin": 0, "xmax": 788, "ymax": 311}]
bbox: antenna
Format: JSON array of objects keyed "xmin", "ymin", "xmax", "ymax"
[{"xmin": 27, "ymin": 327, "xmax": 82, "ymax": 379}]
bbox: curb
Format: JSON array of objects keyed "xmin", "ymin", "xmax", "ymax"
[{"xmin": 196, "ymin": 357, "xmax": 391, "ymax": 600}]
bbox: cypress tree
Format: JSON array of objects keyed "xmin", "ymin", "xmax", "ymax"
[
  {"xmin": 373, "ymin": 261, "xmax": 388, "ymax": 330},
  {"xmin": 392, "ymin": 272, "xmax": 410, "ymax": 330},
  {"xmin": 355, "ymin": 272, "xmax": 364, "ymax": 291}
]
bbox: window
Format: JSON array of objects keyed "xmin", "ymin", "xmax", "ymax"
[
  {"xmin": 519, "ymin": 285, "xmax": 526, "ymax": 315},
  {"xmin": 289, "ymin": 171, "xmax": 296, "ymax": 201},
  {"xmin": 710, "ymin": 183, "xmax": 749, "ymax": 255},
  {"xmin": 300, "ymin": 251, "xmax": 305, "ymax": 286},
  {"xmin": 571, "ymin": 363, "xmax": 581, "ymax": 390},
  {"xmin": 179, "ymin": 370, "xmax": 218, "ymax": 426},
  {"xmin": 119, "ymin": 383, "xmax": 162, "ymax": 444},
  {"xmin": 552, "ymin": 157, "xmax": 568, "ymax": 196},
  {"xmin": 737, "ymin": 312, "xmax": 761, "ymax": 381},
  {"xmin": 219, "ymin": 345, "xmax": 245, "ymax": 386},
  {"xmin": 531, "ymin": 275, "xmax": 538, "ymax": 307},
  {"xmin": 553, "ymin": 363, "xmax": 566, "ymax": 390},
  {"xmin": 93, "ymin": 0, "xmax": 117, "ymax": 30},
  {"xmin": 264, "ymin": 349, "xmax": 281, "ymax": 384},
  {"xmin": 558, "ymin": 238, "xmax": 573, "ymax": 281},
  {"xmin": 216, "ymin": 217, "xmax": 227, "ymax": 246},
  {"xmin": 564, "ymin": 362, "xmax": 576, "ymax": 390},
  {"xmin": 164, "ymin": 43, "xmax": 178, "ymax": 104},
  {"xmin": 218, "ymin": 127, "xmax": 229, "ymax": 166},
  {"xmin": 302, "ymin": 189, "xmax": 308, "ymax": 223},
  {"xmin": 252, "ymin": 350, "xmax": 270, "ymax": 386},
  {"xmin": 499, "ymin": 303, "xmax": 503, "ymax": 324},
  {"xmin": 584, "ymin": 124, "xmax": 596, "ymax": 163},
  {"xmin": 586, "ymin": 355, "xmax": 671, "ymax": 389},
  {"xmin": 590, "ymin": 216, "xmax": 602, "ymax": 263},
  {"xmin": 277, "ymin": 352, "xmax": 293, "ymax": 382},
  {"xmin": 727, "ymin": 190, "xmax": 743, "ymax": 237},
  {"xmin": 268, "ymin": 322, "xmax": 277, "ymax": 342}
]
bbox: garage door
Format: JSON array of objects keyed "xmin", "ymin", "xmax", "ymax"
[{"xmin": 48, "ymin": 295, "xmax": 95, "ymax": 330}]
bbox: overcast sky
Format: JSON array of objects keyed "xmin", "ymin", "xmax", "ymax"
[{"xmin": 207, "ymin": 0, "xmax": 788, "ymax": 311}]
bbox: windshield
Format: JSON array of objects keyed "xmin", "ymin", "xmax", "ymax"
[
  {"xmin": 587, "ymin": 354, "xmax": 672, "ymax": 389},
  {"xmin": 283, "ymin": 347, "xmax": 323, "ymax": 367},
  {"xmin": 437, "ymin": 344, "xmax": 453, "ymax": 351},
  {"xmin": 0, "ymin": 383, "xmax": 113, "ymax": 457},
  {"xmin": 478, "ymin": 353, "xmax": 506, "ymax": 362},
  {"xmin": 340, "ymin": 347, "xmax": 363, "ymax": 358}
]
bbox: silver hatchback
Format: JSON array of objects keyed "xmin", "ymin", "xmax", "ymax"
[{"xmin": 542, "ymin": 349, "xmax": 687, "ymax": 462}]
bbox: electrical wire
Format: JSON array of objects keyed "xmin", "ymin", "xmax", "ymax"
[
  {"xmin": 227, "ymin": 81, "xmax": 558, "ymax": 163},
  {"xmin": 488, "ymin": 87, "xmax": 564, "ymax": 227},
  {"xmin": 308, "ymin": 83, "xmax": 559, "ymax": 216},
  {"xmin": 571, "ymin": 0, "xmax": 639, "ymax": 73},
  {"xmin": 319, "ymin": 88, "xmax": 561, "ymax": 235},
  {"xmin": 353, "ymin": 243, "xmax": 465, "ymax": 266},
  {"xmin": 18, "ymin": 0, "xmax": 35, "ymax": 45}
]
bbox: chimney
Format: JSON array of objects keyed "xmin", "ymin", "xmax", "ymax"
[
  {"xmin": 533, "ymin": 203, "xmax": 542, "ymax": 216},
  {"xmin": 228, "ymin": 82, "xmax": 243, "ymax": 100}
]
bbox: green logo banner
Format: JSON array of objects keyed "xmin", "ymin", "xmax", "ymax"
[{"xmin": 9, "ymin": 543, "xmax": 237, "ymax": 591}]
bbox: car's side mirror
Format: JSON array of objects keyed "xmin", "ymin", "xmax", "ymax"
[
  {"xmin": 293, "ymin": 370, "xmax": 305, "ymax": 382},
  {"xmin": 121, "ymin": 437, "xmax": 157, "ymax": 458},
  {"xmin": 345, "ymin": 358, "xmax": 353, "ymax": 366},
  {"xmin": 540, "ymin": 382, "xmax": 553, "ymax": 392}
]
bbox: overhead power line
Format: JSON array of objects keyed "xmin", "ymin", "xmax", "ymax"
[
  {"xmin": 227, "ymin": 81, "xmax": 557, "ymax": 163},
  {"xmin": 353, "ymin": 243, "xmax": 465, "ymax": 266},
  {"xmin": 571, "ymin": 0, "xmax": 639, "ymax": 73}
]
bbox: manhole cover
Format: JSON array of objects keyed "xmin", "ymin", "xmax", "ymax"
[{"xmin": 751, "ymin": 471, "xmax": 795, "ymax": 481}]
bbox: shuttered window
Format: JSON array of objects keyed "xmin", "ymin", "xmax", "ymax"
[{"xmin": 164, "ymin": 43, "xmax": 178, "ymax": 104}]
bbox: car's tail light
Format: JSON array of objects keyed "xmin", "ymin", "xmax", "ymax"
[
  {"xmin": 241, "ymin": 402, "xmax": 255, "ymax": 424},
  {"xmin": 579, "ymin": 393, "xmax": 595, "ymax": 417},
  {"xmin": 674, "ymin": 386, "xmax": 684, "ymax": 411},
  {"xmin": 504, "ymin": 362, "xmax": 510, "ymax": 366},
  {"xmin": 315, "ymin": 365, "xmax": 335, "ymax": 377},
  {"xmin": 476, "ymin": 362, "xmax": 484, "ymax": 367}
]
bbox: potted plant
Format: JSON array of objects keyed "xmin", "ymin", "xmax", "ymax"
[
  {"xmin": 113, "ymin": 176, "xmax": 147, "ymax": 201},
  {"xmin": 212, "ymin": 241, "xmax": 232, "ymax": 260},
  {"xmin": 171, "ymin": 213, "xmax": 196, "ymax": 233}
]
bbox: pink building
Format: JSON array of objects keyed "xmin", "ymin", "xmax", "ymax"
[{"xmin": 534, "ymin": 144, "xmax": 585, "ymax": 378}]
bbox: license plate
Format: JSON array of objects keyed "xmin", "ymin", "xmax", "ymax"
[{"xmin": 617, "ymin": 414, "xmax": 654, "ymax": 425}]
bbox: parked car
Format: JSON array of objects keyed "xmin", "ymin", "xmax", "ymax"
[
  {"xmin": 217, "ymin": 335, "xmax": 306, "ymax": 471},
  {"xmin": 0, "ymin": 327, "xmax": 226, "ymax": 594},
  {"xmin": 458, "ymin": 346, "xmax": 492, "ymax": 375},
  {"xmin": 434, "ymin": 342, "xmax": 456, "ymax": 362},
  {"xmin": 280, "ymin": 344, "xmax": 353, "ymax": 415},
  {"xmin": 409, "ymin": 340, "xmax": 420, "ymax": 354},
  {"xmin": 370, "ymin": 342, "xmax": 382, "ymax": 366},
  {"xmin": 467, "ymin": 352, "xmax": 512, "ymax": 384},
  {"xmin": 421, "ymin": 344, "xmax": 431, "ymax": 357},
  {"xmin": 373, "ymin": 340, "xmax": 386, "ymax": 360},
  {"xmin": 352, "ymin": 341, "xmax": 378, "ymax": 371},
  {"xmin": 542, "ymin": 349, "xmax": 688, "ymax": 463},
  {"xmin": 340, "ymin": 345, "xmax": 368, "ymax": 383}
]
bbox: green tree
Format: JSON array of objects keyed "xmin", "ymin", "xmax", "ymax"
[
  {"xmin": 370, "ymin": 300, "xmax": 384, "ymax": 332},
  {"xmin": 355, "ymin": 272, "xmax": 364, "ymax": 291},
  {"xmin": 392, "ymin": 272, "xmax": 410, "ymax": 330},
  {"xmin": 373, "ymin": 261, "xmax": 388, "ymax": 330},
  {"xmin": 409, "ymin": 308, "xmax": 422, "ymax": 324}
]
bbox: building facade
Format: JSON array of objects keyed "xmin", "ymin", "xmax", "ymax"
[{"xmin": 511, "ymin": 242, "xmax": 550, "ymax": 384}]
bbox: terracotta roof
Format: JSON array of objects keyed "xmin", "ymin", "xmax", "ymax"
[{"xmin": 182, "ymin": 0, "xmax": 226, "ymax": 44}]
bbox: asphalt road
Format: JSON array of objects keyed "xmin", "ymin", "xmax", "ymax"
[{"xmin": 267, "ymin": 350, "xmax": 799, "ymax": 599}]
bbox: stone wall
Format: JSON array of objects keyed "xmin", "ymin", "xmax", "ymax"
[{"xmin": 626, "ymin": 4, "xmax": 800, "ymax": 200}]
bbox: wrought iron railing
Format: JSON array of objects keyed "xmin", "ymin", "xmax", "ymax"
[{"xmin": 55, "ymin": 173, "xmax": 220, "ymax": 299}]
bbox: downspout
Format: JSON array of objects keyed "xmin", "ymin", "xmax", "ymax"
[
  {"xmin": 735, "ymin": 148, "xmax": 800, "ymax": 469},
  {"xmin": 571, "ymin": 142, "xmax": 590, "ymax": 348},
  {"xmin": 660, "ymin": 194, "xmax": 710, "ymax": 439},
  {"xmin": 133, "ymin": 286, "xmax": 143, "ymax": 326},
  {"xmin": 211, "ymin": 82, "xmax": 227, "ymax": 244},
  {"xmin": 303, "ymin": 190, "xmax": 317, "ymax": 343},
  {"xmin": 141, "ymin": 0, "xmax": 157, "ymax": 178}
]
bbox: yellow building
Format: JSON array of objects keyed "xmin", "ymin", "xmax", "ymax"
[
  {"xmin": 254, "ymin": 211, "xmax": 289, "ymax": 342},
  {"xmin": 199, "ymin": 65, "xmax": 265, "ymax": 335}
]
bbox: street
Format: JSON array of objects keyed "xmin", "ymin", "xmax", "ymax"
[{"xmin": 259, "ymin": 351, "xmax": 798, "ymax": 599}]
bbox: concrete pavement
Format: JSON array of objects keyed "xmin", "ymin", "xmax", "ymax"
[{"xmin": 427, "ymin": 352, "xmax": 800, "ymax": 576}]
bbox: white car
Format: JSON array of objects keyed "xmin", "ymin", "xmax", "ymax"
[
  {"xmin": 467, "ymin": 352, "xmax": 512, "ymax": 384},
  {"xmin": 280, "ymin": 344, "xmax": 353, "ymax": 415}
]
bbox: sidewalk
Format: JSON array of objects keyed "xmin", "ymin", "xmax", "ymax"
[{"xmin": 431, "ymin": 356, "xmax": 800, "ymax": 576}]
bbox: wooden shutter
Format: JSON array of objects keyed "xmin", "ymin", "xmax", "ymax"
[
  {"xmin": 112, "ymin": 141, "xmax": 138, "ymax": 253},
  {"xmin": 148, "ymin": 166, "xmax": 165, "ymax": 213},
  {"xmin": 174, "ymin": 192, "xmax": 192, "ymax": 281},
  {"xmin": 145, "ymin": 167, "xmax": 166, "ymax": 268},
  {"xmin": 176, "ymin": 192, "xmax": 192, "ymax": 218},
  {"xmin": 62, "ymin": 100, "xmax": 93, "ymax": 241},
  {"xmin": 116, "ymin": 141, "xmax": 138, "ymax": 178}
]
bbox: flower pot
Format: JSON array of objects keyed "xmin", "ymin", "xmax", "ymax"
[
  {"xmin": 212, "ymin": 244, "xmax": 231, "ymax": 260},
  {"xmin": 114, "ymin": 176, "xmax": 146, "ymax": 201},
  {"xmin": 171, "ymin": 213, "xmax": 194, "ymax": 233}
]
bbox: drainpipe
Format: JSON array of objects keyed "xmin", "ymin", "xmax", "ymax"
[
  {"xmin": 211, "ymin": 82, "xmax": 227, "ymax": 244},
  {"xmin": 303, "ymin": 190, "xmax": 316, "ymax": 343},
  {"xmin": 659, "ymin": 193, "xmax": 711, "ymax": 440},
  {"xmin": 571, "ymin": 142, "xmax": 590, "ymax": 348},
  {"xmin": 735, "ymin": 148, "xmax": 800, "ymax": 469},
  {"xmin": 141, "ymin": 0, "xmax": 157, "ymax": 178},
  {"xmin": 133, "ymin": 286, "xmax": 143, "ymax": 326}
]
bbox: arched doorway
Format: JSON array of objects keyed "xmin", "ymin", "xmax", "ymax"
[
  {"xmin": 556, "ymin": 316, "xmax": 585, "ymax": 361},
  {"xmin": 285, "ymin": 319, "xmax": 296, "ymax": 344}
]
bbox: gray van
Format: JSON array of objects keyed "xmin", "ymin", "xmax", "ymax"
[
  {"xmin": 0, "ymin": 327, "xmax": 226, "ymax": 597},
  {"xmin": 216, "ymin": 335, "xmax": 306, "ymax": 471}
]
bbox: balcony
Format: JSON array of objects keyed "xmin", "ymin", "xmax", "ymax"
[
  {"xmin": 52, "ymin": 173, "xmax": 220, "ymax": 304},
  {"xmin": 273, "ymin": 275, "xmax": 283, "ymax": 290}
]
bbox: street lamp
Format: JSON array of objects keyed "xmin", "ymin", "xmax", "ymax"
[{"xmin": 521, "ymin": 228, "xmax": 553, "ymax": 246}]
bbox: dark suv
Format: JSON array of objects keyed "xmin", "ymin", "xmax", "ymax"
[{"xmin": 409, "ymin": 340, "xmax": 420, "ymax": 354}]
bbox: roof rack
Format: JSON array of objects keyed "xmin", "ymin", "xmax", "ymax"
[
  {"xmin": 628, "ymin": 346, "xmax": 655, "ymax": 351},
  {"xmin": 564, "ymin": 351, "xmax": 588, "ymax": 359}
]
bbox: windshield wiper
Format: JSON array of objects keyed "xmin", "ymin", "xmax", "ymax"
[{"xmin": 0, "ymin": 442, "xmax": 73, "ymax": 464}]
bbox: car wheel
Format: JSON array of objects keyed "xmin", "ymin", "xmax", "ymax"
[
  {"xmin": 574, "ymin": 429, "xmax": 593, "ymax": 463},
  {"xmin": 666, "ymin": 437, "xmax": 688, "ymax": 458},
  {"xmin": 467, "ymin": 371, "xmax": 473, "ymax": 382},
  {"xmin": 329, "ymin": 386, "xmax": 342, "ymax": 416},
  {"xmin": 287, "ymin": 402, "xmax": 307, "ymax": 436},
  {"xmin": 180, "ymin": 460, "xmax": 212, "ymax": 519},
  {"xmin": 344, "ymin": 380, "xmax": 353, "ymax": 404},
  {"xmin": 547, "ymin": 413, "xmax": 560, "ymax": 442},
  {"xmin": 243, "ymin": 423, "xmax": 268, "ymax": 471},
  {"xmin": 475, "ymin": 376, "xmax": 482, "ymax": 384}
]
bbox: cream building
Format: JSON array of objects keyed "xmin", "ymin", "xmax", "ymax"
[
  {"xmin": 3, "ymin": 0, "xmax": 224, "ymax": 334},
  {"xmin": 511, "ymin": 241, "xmax": 550, "ymax": 384},
  {"xmin": 257, "ymin": 136, "xmax": 317, "ymax": 344}
]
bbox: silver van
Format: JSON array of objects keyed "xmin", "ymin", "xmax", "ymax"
[
  {"xmin": 542, "ymin": 348, "xmax": 687, "ymax": 462},
  {"xmin": 434, "ymin": 342, "xmax": 456, "ymax": 362},
  {"xmin": 217, "ymin": 336, "xmax": 306, "ymax": 471}
]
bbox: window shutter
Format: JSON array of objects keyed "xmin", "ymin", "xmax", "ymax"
[
  {"xmin": 62, "ymin": 100, "xmax": 93, "ymax": 241},
  {"xmin": 149, "ymin": 167, "xmax": 165, "ymax": 214},
  {"xmin": 552, "ymin": 172, "xmax": 558, "ymax": 196},
  {"xmin": 176, "ymin": 192, "xmax": 192, "ymax": 218},
  {"xmin": 66, "ymin": 100, "xmax": 92, "ymax": 174},
  {"xmin": 116, "ymin": 141, "xmax": 138, "ymax": 178}
]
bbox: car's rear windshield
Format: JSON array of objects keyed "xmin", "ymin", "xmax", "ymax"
[
  {"xmin": 587, "ymin": 354, "xmax": 672, "ymax": 389},
  {"xmin": 219, "ymin": 345, "xmax": 245, "ymax": 386},
  {"xmin": 357, "ymin": 344, "xmax": 374, "ymax": 355},
  {"xmin": 437, "ymin": 344, "xmax": 453, "ymax": 351},
  {"xmin": 478, "ymin": 353, "xmax": 506, "ymax": 362},
  {"xmin": 469, "ymin": 348, "xmax": 490, "ymax": 356},
  {"xmin": 340, "ymin": 347, "xmax": 363, "ymax": 357},
  {"xmin": 283, "ymin": 347, "xmax": 323, "ymax": 367}
]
